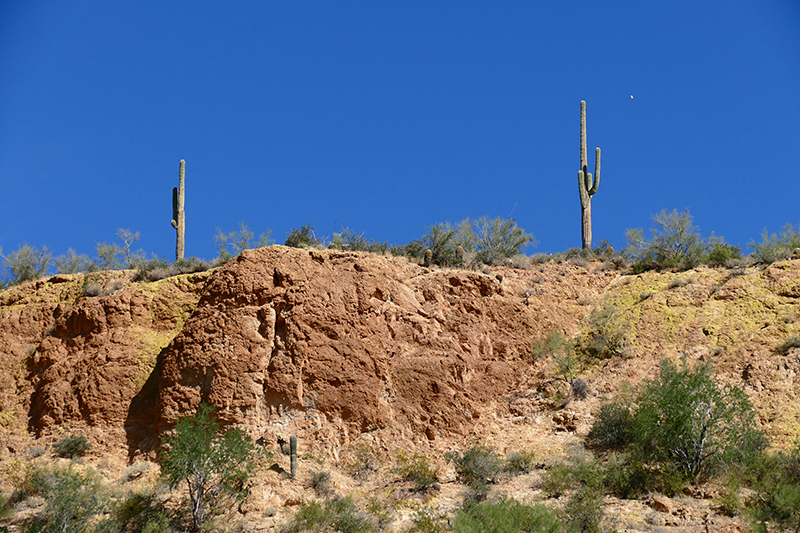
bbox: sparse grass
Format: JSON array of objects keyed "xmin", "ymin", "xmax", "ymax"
[
  {"xmin": 504, "ymin": 450, "xmax": 537, "ymax": 475},
  {"xmin": 53, "ymin": 435, "xmax": 91, "ymax": 458},
  {"xmin": 311, "ymin": 470, "xmax": 333, "ymax": 497},
  {"xmin": 445, "ymin": 442, "xmax": 502, "ymax": 497},
  {"xmin": 283, "ymin": 496, "xmax": 377, "ymax": 533},
  {"xmin": 777, "ymin": 334, "xmax": 800, "ymax": 355},
  {"xmin": 346, "ymin": 442, "xmax": 382, "ymax": 481},
  {"xmin": 393, "ymin": 450, "xmax": 439, "ymax": 492},
  {"xmin": 452, "ymin": 497, "xmax": 562, "ymax": 533},
  {"xmin": 531, "ymin": 330, "xmax": 567, "ymax": 361}
]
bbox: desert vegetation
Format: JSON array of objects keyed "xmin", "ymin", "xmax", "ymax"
[{"xmin": 5, "ymin": 204, "xmax": 800, "ymax": 289}]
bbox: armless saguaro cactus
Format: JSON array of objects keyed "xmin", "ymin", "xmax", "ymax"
[
  {"xmin": 171, "ymin": 160, "xmax": 186, "ymax": 260},
  {"xmin": 578, "ymin": 101, "xmax": 601, "ymax": 251},
  {"xmin": 290, "ymin": 435, "xmax": 298, "ymax": 479}
]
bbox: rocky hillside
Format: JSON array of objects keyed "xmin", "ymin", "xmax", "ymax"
[{"xmin": 1, "ymin": 246, "xmax": 799, "ymax": 531}]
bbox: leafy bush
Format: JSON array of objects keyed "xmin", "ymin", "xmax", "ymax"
[
  {"xmin": 53, "ymin": 435, "xmax": 92, "ymax": 458},
  {"xmin": 749, "ymin": 222, "xmax": 800, "ymax": 264},
  {"xmin": 452, "ymin": 497, "xmax": 562, "ymax": 533},
  {"xmin": 445, "ymin": 442, "xmax": 503, "ymax": 497},
  {"xmin": 625, "ymin": 209, "xmax": 737, "ymax": 272},
  {"xmin": 285, "ymin": 225, "xmax": 321, "ymax": 249},
  {"xmin": 530, "ymin": 330, "xmax": 567, "ymax": 362},
  {"xmin": 504, "ymin": 450, "xmax": 537, "ymax": 475},
  {"xmin": 473, "ymin": 216, "xmax": 535, "ymax": 266},
  {"xmin": 331, "ymin": 228, "xmax": 389, "ymax": 254},
  {"xmin": 89, "ymin": 242, "xmax": 123, "ymax": 271},
  {"xmin": 575, "ymin": 302, "xmax": 628, "ymax": 360},
  {"xmin": 54, "ymin": 249, "xmax": 90, "ymax": 274},
  {"xmin": 588, "ymin": 401, "xmax": 635, "ymax": 450},
  {"xmin": 160, "ymin": 402, "xmax": 257, "ymax": 531},
  {"xmin": 777, "ymin": 334, "xmax": 800, "ymax": 355},
  {"xmin": 393, "ymin": 450, "xmax": 439, "ymax": 492},
  {"xmin": 1, "ymin": 244, "xmax": 52, "ymax": 285},
  {"xmin": 747, "ymin": 442, "xmax": 800, "ymax": 533},
  {"xmin": 705, "ymin": 237, "xmax": 743, "ymax": 267},
  {"xmin": 562, "ymin": 486, "xmax": 604, "ymax": 533},
  {"xmin": 346, "ymin": 442, "xmax": 381, "ymax": 481},
  {"xmin": 215, "ymin": 222, "xmax": 274, "ymax": 261},
  {"xmin": 311, "ymin": 470, "xmax": 333, "ymax": 497},
  {"xmin": 283, "ymin": 496, "xmax": 377, "ymax": 533},
  {"xmin": 420, "ymin": 223, "xmax": 465, "ymax": 267},
  {"xmin": 111, "ymin": 488, "xmax": 174, "ymax": 532},
  {"xmin": 553, "ymin": 350, "xmax": 580, "ymax": 385},
  {"xmin": 633, "ymin": 358, "xmax": 765, "ymax": 482},
  {"xmin": 590, "ymin": 357, "xmax": 765, "ymax": 489},
  {"xmin": 27, "ymin": 464, "xmax": 109, "ymax": 533}
]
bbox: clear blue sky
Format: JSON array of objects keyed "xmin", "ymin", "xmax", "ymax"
[{"xmin": 1, "ymin": 1, "xmax": 799, "ymax": 263}]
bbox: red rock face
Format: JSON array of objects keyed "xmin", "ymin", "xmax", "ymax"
[
  {"xmin": 0, "ymin": 271, "xmax": 209, "ymax": 453},
  {"xmin": 1, "ymin": 247, "xmax": 615, "ymax": 457},
  {"xmin": 155, "ymin": 247, "xmax": 609, "ymax": 444}
]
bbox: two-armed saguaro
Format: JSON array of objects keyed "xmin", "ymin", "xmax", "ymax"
[
  {"xmin": 171, "ymin": 159, "xmax": 186, "ymax": 260},
  {"xmin": 578, "ymin": 100, "xmax": 601, "ymax": 251}
]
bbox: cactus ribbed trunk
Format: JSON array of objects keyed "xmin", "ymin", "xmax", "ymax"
[
  {"xmin": 578, "ymin": 101, "xmax": 600, "ymax": 251},
  {"xmin": 172, "ymin": 160, "xmax": 186, "ymax": 260},
  {"xmin": 290, "ymin": 435, "xmax": 298, "ymax": 479}
]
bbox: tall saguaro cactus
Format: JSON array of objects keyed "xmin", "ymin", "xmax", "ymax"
[
  {"xmin": 578, "ymin": 101, "xmax": 601, "ymax": 251},
  {"xmin": 171, "ymin": 159, "xmax": 186, "ymax": 260}
]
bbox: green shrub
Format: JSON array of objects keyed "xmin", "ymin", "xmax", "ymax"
[
  {"xmin": 705, "ymin": 237, "xmax": 742, "ymax": 267},
  {"xmin": 777, "ymin": 334, "xmax": 800, "ymax": 355},
  {"xmin": 89, "ymin": 242, "xmax": 123, "ymax": 271},
  {"xmin": 749, "ymin": 222, "xmax": 800, "ymax": 264},
  {"xmin": 625, "ymin": 209, "xmax": 733, "ymax": 272},
  {"xmin": 452, "ymin": 497, "xmax": 562, "ymax": 533},
  {"xmin": 393, "ymin": 450, "xmax": 439, "ymax": 491},
  {"xmin": 588, "ymin": 401, "xmax": 635, "ymax": 450},
  {"xmin": 111, "ymin": 489, "xmax": 174, "ymax": 532},
  {"xmin": 54, "ymin": 249, "xmax": 90, "ymax": 274},
  {"xmin": 311, "ymin": 470, "xmax": 333, "ymax": 497},
  {"xmin": 39, "ymin": 464, "xmax": 109, "ymax": 533},
  {"xmin": 531, "ymin": 330, "xmax": 567, "ymax": 362},
  {"xmin": 473, "ymin": 216, "xmax": 535, "ymax": 266},
  {"xmin": 53, "ymin": 435, "xmax": 92, "ymax": 458},
  {"xmin": 420, "ymin": 223, "xmax": 465, "ymax": 267},
  {"xmin": 216, "ymin": 222, "xmax": 273, "ymax": 260},
  {"xmin": 541, "ymin": 462, "xmax": 576, "ymax": 498},
  {"xmin": 562, "ymin": 486, "xmax": 604, "ymax": 533},
  {"xmin": 553, "ymin": 350, "xmax": 580, "ymax": 385},
  {"xmin": 285, "ymin": 225, "xmax": 321, "ymax": 249},
  {"xmin": 633, "ymin": 358, "xmax": 765, "ymax": 483},
  {"xmin": 504, "ymin": 450, "xmax": 537, "ymax": 475},
  {"xmin": 1, "ymin": 244, "xmax": 52, "ymax": 285},
  {"xmin": 445, "ymin": 442, "xmax": 503, "ymax": 497},
  {"xmin": 0, "ymin": 492, "xmax": 12, "ymax": 520},
  {"xmin": 575, "ymin": 302, "xmax": 628, "ymax": 359},
  {"xmin": 331, "ymin": 228, "xmax": 389, "ymax": 254},
  {"xmin": 409, "ymin": 505, "xmax": 450, "ymax": 533},
  {"xmin": 283, "ymin": 496, "xmax": 377, "ymax": 533},
  {"xmin": 747, "ymin": 442, "xmax": 800, "ymax": 533},
  {"xmin": 160, "ymin": 402, "xmax": 257, "ymax": 531}
]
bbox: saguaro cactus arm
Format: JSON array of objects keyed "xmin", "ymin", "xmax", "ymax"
[{"xmin": 578, "ymin": 148, "xmax": 601, "ymax": 208}]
